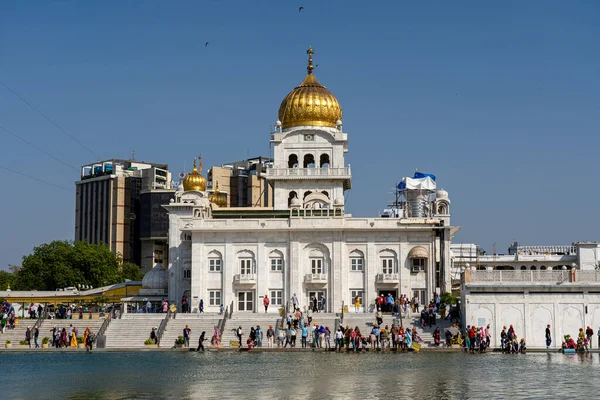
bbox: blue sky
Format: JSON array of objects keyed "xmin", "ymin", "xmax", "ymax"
[{"xmin": 0, "ymin": 1, "xmax": 598, "ymax": 268}]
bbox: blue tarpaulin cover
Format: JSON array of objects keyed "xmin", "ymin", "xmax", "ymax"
[{"xmin": 413, "ymin": 171, "xmax": 436, "ymax": 181}]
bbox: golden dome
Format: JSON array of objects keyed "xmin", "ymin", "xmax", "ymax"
[
  {"xmin": 278, "ymin": 46, "xmax": 342, "ymax": 130},
  {"xmin": 209, "ymin": 182, "xmax": 228, "ymax": 207},
  {"xmin": 183, "ymin": 158, "xmax": 207, "ymax": 192}
]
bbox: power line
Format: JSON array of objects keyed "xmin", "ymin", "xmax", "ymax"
[
  {"xmin": 0, "ymin": 123, "xmax": 79, "ymax": 171},
  {"xmin": 0, "ymin": 80, "xmax": 101, "ymax": 160},
  {"xmin": 0, "ymin": 164, "xmax": 71, "ymax": 192}
]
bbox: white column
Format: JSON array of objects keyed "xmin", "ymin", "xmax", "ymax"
[
  {"xmin": 332, "ymin": 231, "xmax": 343, "ymax": 313},
  {"xmin": 225, "ymin": 242, "xmax": 235, "ymax": 312},
  {"xmin": 366, "ymin": 239, "xmax": 377, "ymax": 312},
  {"xmin": 190, "ymin": 233, "xmax": 203, "ymax": 312},
  {"xmin": 256, "ymin": 234, "xmax": 266, "ymax": 314}
]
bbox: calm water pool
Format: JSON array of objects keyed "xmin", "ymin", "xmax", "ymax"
[{"xmin": 1, "ymin": 351, "xmax": 599, "ymax": 399}]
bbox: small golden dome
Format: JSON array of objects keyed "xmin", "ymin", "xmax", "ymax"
[
  {"xmin": 183, "ymin": 158, "xmax": 207, "ymax": 192},
  {"xmin": 278, "ymin": 46, "xmax": 342, "ymax": 130},
  {"xmin": 209, "ymin": 182, "xmax": 227, "ymax": 207}
]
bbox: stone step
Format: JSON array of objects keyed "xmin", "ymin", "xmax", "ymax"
[
  {"xmin": 160, "ymin": 317, "xmax": 221, "ymax": 348},
  {"xmin": 220, "ymin": 314, "xmax": 339, "ymax": 348},
  {"xmin": 105, "ymin": 318, "xmax": 163, "ymax": 348}
]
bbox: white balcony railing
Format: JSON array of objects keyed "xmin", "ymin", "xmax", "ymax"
[
  {"xmin": 467, "ymin": 270, "xmax": 572, "ymax": 283},
  {"xmin": 233, "ymin": 274, "xmax": 257, "ymax": 284},
  {"xmin": 376, "ymin": 273, "xmax": 399, "ymax": 283},
  {"xmin": 264, "ymin": 167, "xmax": 351, "ymax": 178},
  {"xmin": 304, "ymin": 273, "xmax": 328, "ymax": 283}
]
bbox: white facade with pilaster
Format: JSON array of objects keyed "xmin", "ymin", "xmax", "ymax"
[{"xmin": 162, "ymin": 48, "xmax": 457, "ymax": 314}]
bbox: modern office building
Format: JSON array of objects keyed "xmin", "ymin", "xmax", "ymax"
[
  {"xmin": 75, "ymin": 159, "xmax": 172, "ymax": 270},
  {"xmin": 207, "ymin": 157, "xmax": 273, "ymax": 208}
]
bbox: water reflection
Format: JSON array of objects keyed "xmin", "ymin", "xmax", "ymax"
[{"xmin": 1, "ymin": 351, "xmax": 600, "ymax": 399}]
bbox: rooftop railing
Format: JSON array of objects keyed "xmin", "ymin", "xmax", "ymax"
[{"xmin": 463, "ymin": 269, "xmax": 600, "ymax": 283}]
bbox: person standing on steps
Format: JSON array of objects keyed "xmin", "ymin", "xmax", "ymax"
[
  {"xmin": 586, "ymin": 326, "xmax": 594, "ymax": 348},
  {"xmin": 199, "ymin": 299, "xmax": 204, "ymax": 313},
  {"xmin": 236, "ymin": 325, "xmax": 243, "ymax": 347},
  {"xmin": 25, "ymin": 326, "xmax": 32, "ymax": 348},
  {"xmin": 263, "ymin": 294, "xmax": 270, "ymax": 313},
  {"xmin": 545, "ymin": 324, "xmax": 552, "ymax": 348},
  {"xmin": 33, "ymin": 327, "xmax": 39, "ymax": 348},
  {"xmin": 197, "ymin": 331, "xmax": 206, "ymax": 351},
  {"xmin": 291, "ymin": 293, "xmax": 298, "ymax": 310},
  {"xmin": 266, "ymin": 325, "xmax": 275, "ymax": 348},
  {"xmin": 183, "ymin": 324, "xmax": 191, "ymax": 347},
  {"xmin": 256, "ymin": 325, "xmax": 263, "ymax": 348}
]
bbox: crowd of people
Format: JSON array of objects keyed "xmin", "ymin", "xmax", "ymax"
[
  {"xmin": 560, "ymin": 326, "xmax": 600, "ymax": 352},
  {"xmin": 47, "ymin": 324, "xmax": 96, "ymax": 351},
  {"xmin": 1, "ymin": 300, "xmax": 19, "ymax": 333}
]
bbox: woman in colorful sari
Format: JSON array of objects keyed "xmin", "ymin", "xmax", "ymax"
[
  {"xmin": 60, "ymin": 328, "xmax": 68, "ymax": 347},
  {"xmin": 70, "ymin": 331, "xmax": 77, "ymax": 347},
  {"xmin": 213, "ymin": 326, "xmax": 220, "ymax": 347},
  {"xmin": 83, "ymin": 327, "xmax": 90, "ymax": 349}
]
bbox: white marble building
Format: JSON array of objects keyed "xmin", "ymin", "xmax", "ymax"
[
  {"xmin": 462, "ymin": 269, "xmax": 600, "ymax": 348},
  {"xmin": 451, "ymin": 242, "xmax": 600, "ymax": 281},
  {"xmin": 162, "ymin": 48, "xmax": 458, "ymax": 313}
]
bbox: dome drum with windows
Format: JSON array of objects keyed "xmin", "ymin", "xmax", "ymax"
[{"xmin": 278, "ymin": 46, "xmax": 342, "ymax": 130}]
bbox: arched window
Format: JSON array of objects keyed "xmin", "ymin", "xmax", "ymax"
[
  {"xmin": 303, "ymin": 154, "xmax": 315, "ymax": 168},
  {"xmin": 379, "ymin": 249, "xmax": 397, "ymax": 274},
  {"xmin": 304, "ymin": 191, "xmax": 313, "ymax": 199},
  {"xmin": 321, "ymin": 191, "xmax": 329, "ymax": 199},
  {"xmin": 520, "ymin": 266, "xmax": 527, "ymax": 270},
  {"xmin": 320, "ymin": 154, "xmax": 330, "ymax": 168},
  {"xmin": 349, "ymin": 250, "xmax": 364, "ymax": 272},
  {"xmin": 288, "ymin": 191, "xmax": 298, "ymax": 207},
  {"xmin": 237, "ymin": 250, "xmax": 256, "ymax": 275},
  {"xmin": 531, "ymin": 266, "xmax": 537, "ymax": 270},
  {"xmin": 208, "ymin": 250, "xmax": 223, "ymax": 272},
  {"xmin": 540, "ymin": 265, "xmax": 547, "ymax": 270},
  {"xmin": 269, "ymin": 250, "xmax": 284, "ymax": 272},
  {"xmin": 309, "ymin": 248, "xmax": 326, "ymax": 274},
  {"xmin": 288, "ymin": 154, "xmax": 298, "ymax": 168}
]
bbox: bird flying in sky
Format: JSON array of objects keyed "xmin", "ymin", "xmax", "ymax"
[
  {"xmin": 299, "ymin": 7, "xmax": 304, "ymax": 12},
  {"xmin": 205, "ymin": 42, "xmax": 210, "ymax": 47}
]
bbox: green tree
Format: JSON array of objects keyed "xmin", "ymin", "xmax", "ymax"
[
  {"xmin": 120, "ymin": 262, "xmax": 144, "ymax": 281},
  {"xmin": 0, "ymin": 270, "xmax": 15, "ymax": 290},
  {"xmin": 14, "ymin": 240, "xmax": 125, "ymax": 291}
]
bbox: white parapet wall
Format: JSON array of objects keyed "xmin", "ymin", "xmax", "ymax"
[{"xmin": 461, "ymin": 269, "xmax": 600, "ymax": 348}]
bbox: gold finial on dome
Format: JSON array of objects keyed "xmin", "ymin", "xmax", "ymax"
[
  {"xmin": 183, "ymin": 157, "xmax": 207, "ymax": 192},
  {"xmin": 209, "ymin": 181, "xmax": 227, "ymax": 207},
  {"xmin": 278, "ymin": 46, "xmax": 342, "ymax": 130},
  {"xmin": 307, "ymin": 45, "xmax": 314, "ymax": 74}
]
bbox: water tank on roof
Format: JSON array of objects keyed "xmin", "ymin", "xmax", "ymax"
[{"xmin": 410, "ymin": 199, "xmax": 426, "ymax": 217}]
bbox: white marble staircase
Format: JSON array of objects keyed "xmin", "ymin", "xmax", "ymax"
[
  {"xmin": 0, "ymin": 319, "xmax": 38, "ymax": 347},
  {"xmin": 104, "ymin": 314, "xmax": 164, "ymax": 348},
  {"xmin": 160, "ymin": 313, "xmax": 221, "ymax": 348},
  {"xmin": 220, "ymin": 313, "xmax": 283, "ymax": 348}
]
